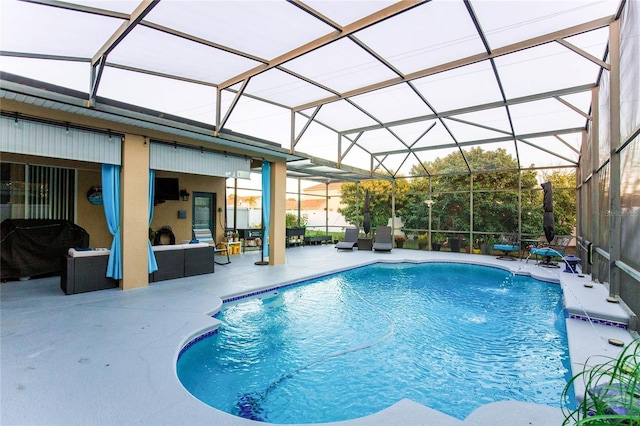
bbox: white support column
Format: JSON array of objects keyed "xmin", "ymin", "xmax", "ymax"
[
  {"xmin": 391, "ymin": 180, "xmax": 396, "ymax": 240},
  {"xmin": 325, "ymin": 182, "xmax": 329, "ymax": 235},
  {"xmin": 590, "ymin": 87, "xmax": 600, "ymax": 279},
  {"xmin": 608, "ymin": 19, "xmax": 621, "ymax": 296}
]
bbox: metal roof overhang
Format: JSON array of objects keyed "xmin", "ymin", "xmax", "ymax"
[
  {"xmin": 285, "ymin": 156, "xmax": 391, "ymax": 183},
  {"xmin": 0, "ymin": 72, "xmax": 298, "ymax": 160},
  {"xmin": 1, "ymin": 71, "xmax": 383, "ymax": 182}
]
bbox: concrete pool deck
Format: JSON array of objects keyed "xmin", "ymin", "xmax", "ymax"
[{"xmin": 1, "ymin": 246, "xmax": 637, "ymax": 425}]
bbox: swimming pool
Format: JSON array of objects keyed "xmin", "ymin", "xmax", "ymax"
[{"xmin": 177, "ymin": 262, "xmax": 573, "ymax": 423}]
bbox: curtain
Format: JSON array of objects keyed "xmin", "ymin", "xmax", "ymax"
[
  {"xmin": 102, "ymin": 164, "xmax": 122, "ymax": 279},
  {"xmin": 262, "ymin": 161, "xmax": 271, "ymax": 257},
  {"xmin": 148, "ymin": 169, "xmax": 158, "ymax": 273}
]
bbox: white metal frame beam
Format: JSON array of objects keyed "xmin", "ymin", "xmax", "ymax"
[
  {"xmin": 217, "ymin": 0, "xmax": 427, "ymax": 91},
  {"xmin": 293, "ymin": 16, "xmax": 613, "ymax": 112},
  {"xmin": 88, "ymin": 0, "xmax": 159, "ymax": 107},
  {"xmin": 374, "ymin": 127, "xmax": 584, "ymax": 156},
  {"xmin": 341, "ymin": 84, "xmax": 595, "ymax": 135}
]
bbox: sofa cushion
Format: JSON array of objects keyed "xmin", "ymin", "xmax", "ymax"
[
  {"xmin": 152, "ymin": 244, "xmax": 183, "ymax": 252},
  {"xmin": 182, "ymin": 242, "xmax": 209, "ymax": 249},
  {"xmin": 68, "ymin": 248, "xmax": 110, "ymax": 257}
]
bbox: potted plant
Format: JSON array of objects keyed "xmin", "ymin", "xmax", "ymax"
[
  {"xmin": 431, "ymin": 233, "xmax": 443, "ymax": 251},
  {"xmin": 480, "ymin": 237, "xmax": 490, "ymax": 255},
  {"xmin": 484, "ymin": 236, "xmax": 498, "ymax": 255},
  {"xmin": 448, "ymin": 235, "xmax": 462, "ymax": 252},
  {"xmin": 394, "ymin": 234, "xmax": 407, "ymax": 248},
  {"xmin": 472, "ymin": 238, "xmax": 482, "ymax": 254},
  {"xmin": 417, "ymin": 233, "xmax": 429, "ymax": 250}
]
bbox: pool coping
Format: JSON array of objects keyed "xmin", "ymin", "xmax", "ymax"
[
  {"xmin": 176, "ymin": 256, "xmax": 639, "ymax": 421},
  {"xmin": 177, "ymin": 260, "xmax": 570, "ymax": 423}
]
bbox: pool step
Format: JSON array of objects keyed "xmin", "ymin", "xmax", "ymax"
[{"xmin": 561, "ymin": 274, "xmax": 631, "ymax": 329}]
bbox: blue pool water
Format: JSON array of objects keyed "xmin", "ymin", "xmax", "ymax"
[{"xmin": 177, "ymin": 262, "xmax": 573, "ymax": 423}]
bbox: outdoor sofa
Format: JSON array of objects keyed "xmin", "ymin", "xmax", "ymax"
[{"xmin": 61, "ymin": 242, "xmax": 213, "ymax": 294}]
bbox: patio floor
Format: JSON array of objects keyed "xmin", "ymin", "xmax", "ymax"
[{"xmin": 1, "ymin": 245, "xmax": 635, "ymax": 425}]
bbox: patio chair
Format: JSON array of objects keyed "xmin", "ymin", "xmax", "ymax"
[
  {"xmin": 493, "ymin": 233, "xmax": 519, "ymax": 260},
  {"xmin": 192, "ymin": 228, "xmax": 230, "ymax": 265},
  {"xmin": 373, "ymin": 226, "xmax": 393, "ymax": 252},
  {"xmin": 529, "ymin": 235, "xmax": 572, "ymax": 268},
  {"xmin": 335, "ymin": 227, "xmax": 359, "ymax": 250}
]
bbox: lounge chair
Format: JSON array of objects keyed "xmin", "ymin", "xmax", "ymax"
[
  {"xmin": 335, "ymin": 227, "xmax": 359, "ymax": 250},
  {"xmin": 493, "ymin": 233, "xmax": 519, "ymax": 260},
  {"xmin": 529, "ymin": 235, "xmax": 572, "ymax": 268},
  {"xmin": 373, "ymin": 226, "xmax": 393, "ymax": 252},
  {"xmin": 192, "ymin": 228, "xmax": 231, "ymax": 265}
]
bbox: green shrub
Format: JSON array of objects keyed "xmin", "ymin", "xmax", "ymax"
[
  {"xmin": 562, "ymin": 339, "xmax": 639, "ymax": 425},
  {"xmin": 285, "ymin": 213, "xmax": 307, "ymax": 228}
]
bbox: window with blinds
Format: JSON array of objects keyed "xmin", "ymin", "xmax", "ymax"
[{"xmin": 1, "ymin": 163, "xmax": 76, "ymax": 222}]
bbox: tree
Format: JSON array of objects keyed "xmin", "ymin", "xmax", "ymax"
[
  {"xmin": 400, "ymin": 148, "xmax": 540, "ymax": 235},
  {"xmin": 246, "ymin": 196, "xmax": 257, "ymax": 208},
  {"xmin": 541, "ymin": 169, "xmax": 577, "ymax": 236},
  {"xmin": 338, "ymin": 177, "xmax": 409, "ymax": 229},
  {"xmin": 335, "ymin": 149, "xmax": 577, "ymax": 239}
]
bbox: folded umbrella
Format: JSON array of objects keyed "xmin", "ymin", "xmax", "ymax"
[{"xmin": 541, "ymin": 182, "xmax": 555, "ymax": 244}]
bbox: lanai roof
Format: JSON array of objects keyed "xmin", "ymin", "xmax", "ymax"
[{"xmin": 0, "ymin": 0, "xmax": 624, "ymax": 181}]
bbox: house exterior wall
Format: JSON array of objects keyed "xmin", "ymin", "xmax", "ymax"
[
  {"xmin": 1, "ymin": 152, "xmax": 113, "ymax": 247},
  {"xmin": 303, "ymin": 182, "xmax": 344, "ymax": 212},
  {"xmin": 77, "ymin": 168, "xmax": 111, "ymax": 248},
  {"xmin": 1, "ymin": 153, "xmax": 228, "ymax": 249},
  {"xmin": 2, "ymin": 98, "xmax": 285, "ymax": 288},
  {"xmin": 151, "ymin": 171, "xmax": 227, "ymax": 242}
]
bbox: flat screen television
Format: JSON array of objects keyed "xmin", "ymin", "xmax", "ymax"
[{"xmin": 155, "ymin": 177, "xmax": 179, "ymax": 202}]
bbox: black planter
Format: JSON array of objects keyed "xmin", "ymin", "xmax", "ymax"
[
  {"xmin": 432, "ymin": 243, "xmax": 441, "ymax": 251},
  {"xmin": 449, "ymin": 238, "xmax": 461, "ymax": 253},
  {"xmin": 396, "ymin": 241, "xmax": 404, "ymax": 248}
]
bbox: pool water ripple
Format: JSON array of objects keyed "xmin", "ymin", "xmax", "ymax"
[{"xmin": 177, "ymin": 262, "xmax": 572, "ymax": 423}]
